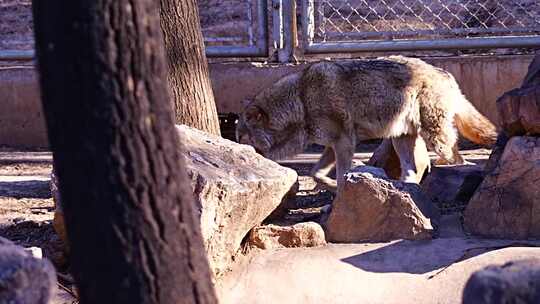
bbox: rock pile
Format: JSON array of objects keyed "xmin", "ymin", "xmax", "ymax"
[{"xmin": 464, "ymin": 55, "xmax": 540, "ymax": 239}]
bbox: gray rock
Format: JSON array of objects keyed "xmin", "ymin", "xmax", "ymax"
[
  {"xmin": 326, "ymin": 165, "xmax": 439, "ymax": 242},
  {"xmin": 463, "ymin": 259, "xmax": 540, "ymax": 304},
  {"xmin": 177, "ymin": 125, "xmax": 298, "ymax": 277},
  {"xmin": 421, "ymin": 164, "xmax": 484, "ymax": 211},
  {"xmin": 0, "ymin": 237, "xmax": 56, "ymax": 304}
]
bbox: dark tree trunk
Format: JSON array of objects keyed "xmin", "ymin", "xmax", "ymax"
[
  {"xmin": 160, "ymin": 0, "xmax": 221, "ymax": 136},
  {"xmin": 32, "ymin": 1, "xmax": 217, "ymax": 303}
]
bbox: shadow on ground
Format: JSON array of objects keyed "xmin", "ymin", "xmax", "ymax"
[
  {"xmin": 0, "ymin": 180, "xmax": 51, "ymax": 199},
  {"xmin": 341, "ymin": 239, "xmax": 540, "ymax": 275}
]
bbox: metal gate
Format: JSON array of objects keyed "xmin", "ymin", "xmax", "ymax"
[{"xmin": 200, "ymin": 0, "xmax": 268, "ymax": 57}]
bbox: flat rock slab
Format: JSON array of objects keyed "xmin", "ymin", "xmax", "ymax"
[
  {"xmin": 177, "ymin": 125, "xmax": 298, "ymax": 277},
  {"xmin": 327, "ymin": 166, "xmax": 439, "ymax": 242},
  {"xmin": 218, "ymin": 238, "xmax": 540, "ymax": 304},
  {"xmin": 464, "ymin": 136, "xmax": 540, "ymax": 239}
]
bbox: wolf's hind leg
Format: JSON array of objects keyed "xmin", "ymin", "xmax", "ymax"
[
  {"xmin": 310, "ymin": 146, "xmax": 335, "ymax": 179},
  {"xmin": 391, "ymin": 134, "xmax": 430, "ymax": 183}
]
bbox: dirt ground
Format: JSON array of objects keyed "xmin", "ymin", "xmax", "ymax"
[{"xmin": 0, "ymin": 150, "xmax": 76, "ymax": 303}]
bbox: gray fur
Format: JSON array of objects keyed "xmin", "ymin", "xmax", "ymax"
[{"xmin": 237, "ymin": 56, "xmax": 497, "ymax": 190}]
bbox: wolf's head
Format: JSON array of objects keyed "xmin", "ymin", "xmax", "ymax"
[{"xmin": 236, "ymin": 73, "xmax": 307, "ymax": 160}]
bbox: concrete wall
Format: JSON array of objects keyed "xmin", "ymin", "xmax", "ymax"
[
  {"xmin": 0, "ymin": 66, "xmax": 47, "ymax": 148},
  {"xmin": 0, "ymin": 54, "xmax": 534, "ymax": 148}
]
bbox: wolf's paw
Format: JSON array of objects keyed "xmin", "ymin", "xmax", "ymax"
[
  {"xmin": 435, "ymin": 156, "xmax": 472, "ymax": 166},
  {"xmin": 313, "ymin": 175, "xmax": 337, "ymax": 194}
]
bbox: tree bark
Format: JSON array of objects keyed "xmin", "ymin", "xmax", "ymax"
[
  {"xmin": 160, "ymin": 0, "xmax": 221, "ymax": 136},
  {"xmin": 32, "ymin": 1, "xmax": 217, "ymax": 303}
]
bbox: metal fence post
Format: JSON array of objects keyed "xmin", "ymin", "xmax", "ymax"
[
  {"xmin": 273, "ymin": 0, "xmax": 297, "ymax": 63},
  {"xmin": 302, "ymin": 0, "xmax": 316, "ymax": 49}
]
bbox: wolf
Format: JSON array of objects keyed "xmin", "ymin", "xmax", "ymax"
[{"xmin": 236, "ymin": 56, "xmax": 497, "ymax": 191}]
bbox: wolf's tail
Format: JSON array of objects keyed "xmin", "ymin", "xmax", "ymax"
[{"xmin": 454, "ymin": 98, "xmax": 498, "ymax": 146}]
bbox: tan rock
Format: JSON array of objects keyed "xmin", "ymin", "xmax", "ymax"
[
  {"xmin": 326, "ymin": 166, "xmax": 439, "ymax": 242},
  {"xmin": 248, "ymin": 222, "xmax": 326, "ymax": 250},
  {"xmin": 367, "ymin": 135, "xmax": 430, "ymax": 183},
  {"xmin": 177, "ymin": 125, "xmax": 298, "ymax": 277},
  {"xmin": 497, "ymin": 86, "xmax": 540, "ymax": 136},
  {"xmin": 464, "ymin": 136, "xmax": 540, "ymax": 239}
]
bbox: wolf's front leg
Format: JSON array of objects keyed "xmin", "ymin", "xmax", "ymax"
[{"xmin": 333, "ymin": 135, "xmax": 355, "ymax": 192}]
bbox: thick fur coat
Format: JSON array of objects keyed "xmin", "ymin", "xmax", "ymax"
[{"xmin": 237, "ymin": 56, "xmax": 497, "ymax": 189}]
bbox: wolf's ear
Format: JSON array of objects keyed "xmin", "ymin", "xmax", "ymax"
[{"xmin": 245, "ymin": 105, "xmax": 268, "ymax": 125}]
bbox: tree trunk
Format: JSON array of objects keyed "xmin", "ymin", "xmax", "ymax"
[
  {"xmin": 160, "ymin": 0, "xmax": 221, "ymax": 136},
  {"xmin": 32, "ymin": 1, "xmax": 217, "ymax": 303}
]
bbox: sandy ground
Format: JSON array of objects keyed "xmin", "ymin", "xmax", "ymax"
[{"xmin": 218, "ymin": 239, "xmax": 540, "ymax": 304}]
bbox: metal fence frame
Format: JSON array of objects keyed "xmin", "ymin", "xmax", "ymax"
[
  {"xmin": 2, "ymin": 0, "xmax": 540, "ymax": 61},
  {"xmin": 301, "ymin": 0, "xmax": 540, "ymax": 54}
]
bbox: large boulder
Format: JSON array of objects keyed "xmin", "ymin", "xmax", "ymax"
[
  {"xmin": 462, "ymin": 259, "xmax": 540, "ymax": 304},
  {"xmin": 367, "ymin": 135, "xmax": 430, "ymax": 183},
  {"xmin": 0, "ymin": 237, "xmax": 56, "ymax": 304},
  {"xmin": 177, "ymin": 125, "xmax": 298, "ymax": 277},
  {"xmin": 464, "ymin": 136, "xmax": 540, "ymax": 239},
  {"xmin": 247, "ymin": 222, "xmax": 326, "ymax": 250},
  {"xmin": 326, "ymin": 166, "xmax": 439, "ymax": 242}
]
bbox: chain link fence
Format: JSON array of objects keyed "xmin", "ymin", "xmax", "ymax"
[{"xmin": 310, "ymin": 0, "xmax": 540, "ymax": 42}]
